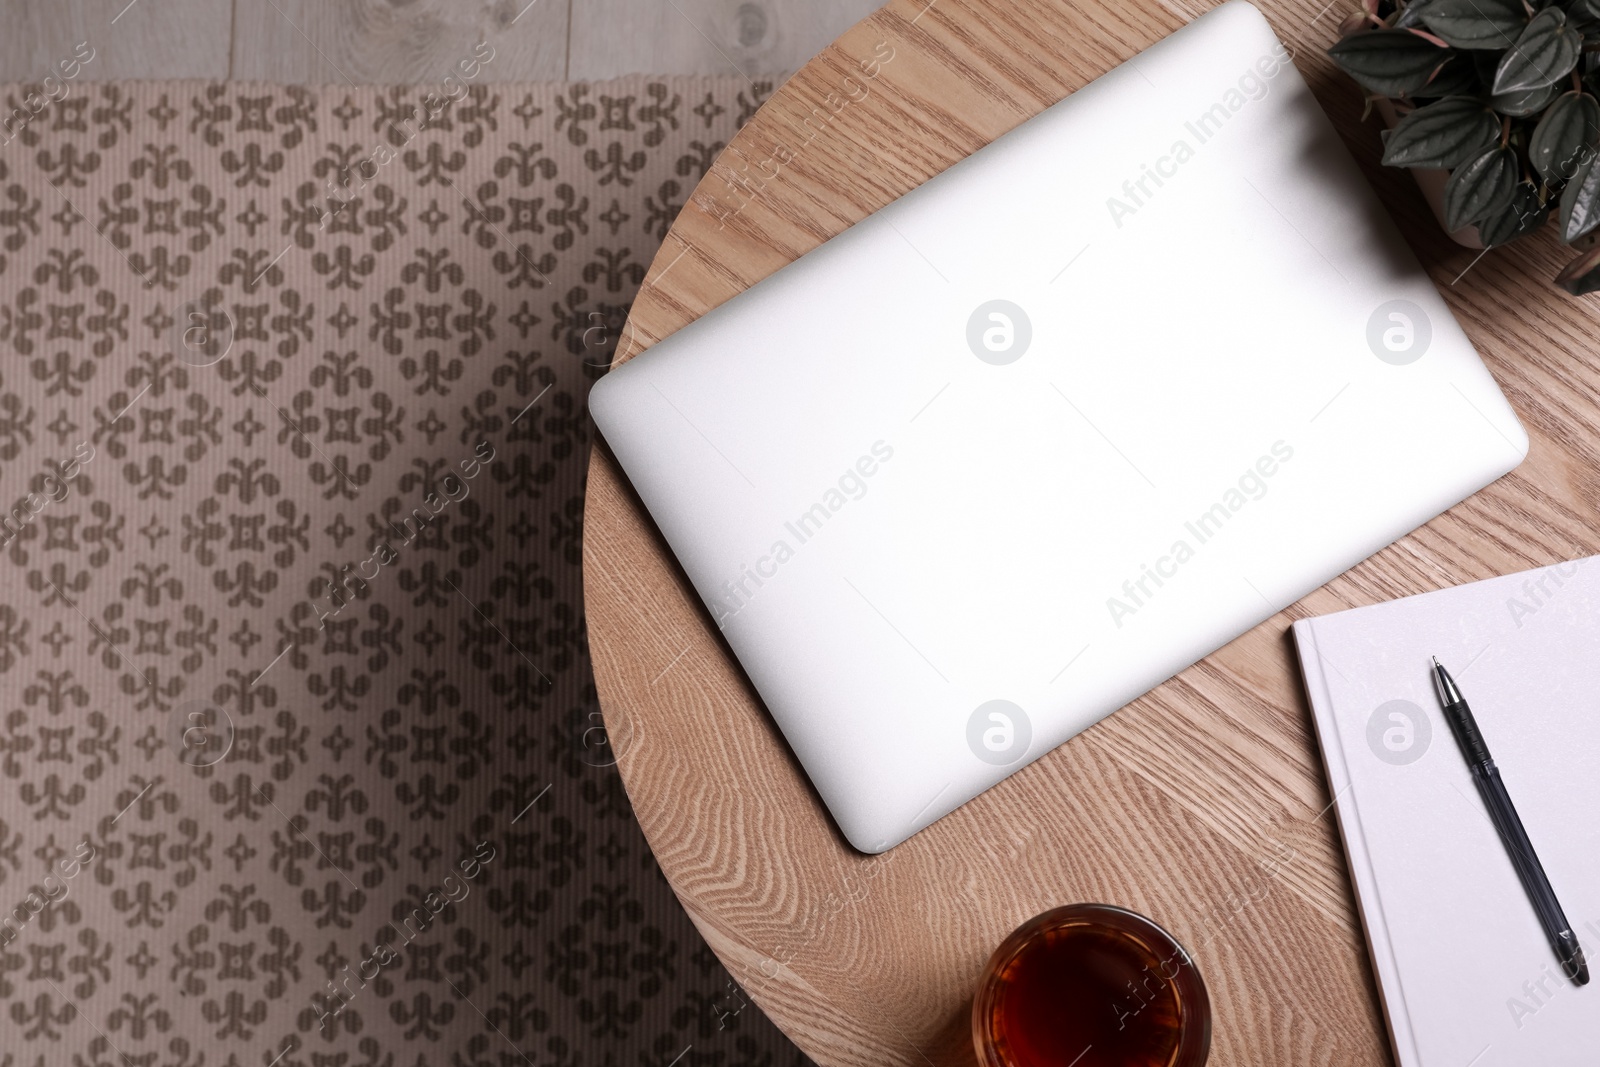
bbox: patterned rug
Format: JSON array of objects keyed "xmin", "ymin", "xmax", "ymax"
[{"xmin": 0, "ymin": 75, "xmax": 813, "ymax": 1067}]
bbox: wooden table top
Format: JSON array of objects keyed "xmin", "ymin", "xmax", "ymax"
[{"xmin": 580, "ymin": 0, "xmax": 1600, "ymax": 1063}]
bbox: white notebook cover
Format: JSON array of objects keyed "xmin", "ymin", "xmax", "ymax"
[{"xmin": 1293, "ymin": 558, "xmax": 1600, "ymax": 1067}]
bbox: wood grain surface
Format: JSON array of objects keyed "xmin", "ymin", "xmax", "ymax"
[
  {"xmin": 0, "ymin": 0, "xmax": 234, "ymax": 81},
  {"xmin": 231, "ymin": 0, "xmax": 570, "ymax": 84},
  {"xmin": 581, "ymin": 0, "xmax": 1600, "ymax": 1064},
  {"xmin": 569, "ymin": 0, "xmax": 889, "ymax": 78},
  {"xmin": 0, "ymin": 0, "xmax": 883, "ymax": 83}
]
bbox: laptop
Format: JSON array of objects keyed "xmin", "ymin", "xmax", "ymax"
[{"xmin": 588, "ymin": 0, "xmax": 1528, "ymax": 853}]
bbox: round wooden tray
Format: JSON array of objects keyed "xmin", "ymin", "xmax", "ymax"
[{"xmin": 581, "ymin": 0, "xmax": 1597, "ymax": 1062}]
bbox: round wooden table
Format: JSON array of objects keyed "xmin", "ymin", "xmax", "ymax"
[{"xmin": 581, "ymin": 0, "xmax": 1599, "ymax": 1062}]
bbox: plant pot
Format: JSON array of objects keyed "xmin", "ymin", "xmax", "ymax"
[
  {"xmin": 1373, "ymin": 98, "xmax": 1600, "ymax": 258},
  {"xmin": 1374, "ymin": 97, "xmax": 1484, "ymax": 249}
]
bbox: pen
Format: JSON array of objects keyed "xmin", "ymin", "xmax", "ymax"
[{"xmin": 1432, "ymin": 657, "xmax": 1588, "ymax": 986}]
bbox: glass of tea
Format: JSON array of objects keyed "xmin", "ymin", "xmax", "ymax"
[{"xmin": 971, "ymin": 903, "xmax": 1211, "ymax": 1067}]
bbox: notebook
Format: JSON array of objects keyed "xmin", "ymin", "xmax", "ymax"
[{"xmin": 1293, "ymin": 557, "xmax": 1600, "ymax": 1067}]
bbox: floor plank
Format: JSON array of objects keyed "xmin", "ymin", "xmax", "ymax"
[
  {"xmin": 568, "ymin": 0, "xmax": 884, "ymax": 80},
  {"xmin": 0, "ymin": 0, "xmax": 232, "ymax": 81},
  {"xmin": 0, "ymin": 0, "xmax": 883, "ymax": 84},
  {"xmin": 231, "ymin": 0, "xmax": 570, "ymax": 84}
]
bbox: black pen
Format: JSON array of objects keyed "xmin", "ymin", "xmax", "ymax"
[{"xmin": 1432, "ymin": 657, "xmax": 1588, "ymax": 986}]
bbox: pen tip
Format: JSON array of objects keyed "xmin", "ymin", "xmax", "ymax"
[{"xmin": 1430, "ymin": 657, "xmax": 1463, "ymax": 706}]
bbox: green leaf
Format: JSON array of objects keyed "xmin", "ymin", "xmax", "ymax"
[
  {"xmin": 1493, "ymin": 8, "xmax": 1581, "ymax": 94},
  {"xmin": 1555, "ymin": 245, "xmax": 1600, "ymax": 294},
  {"xmin": 1328, "ymin": 30, "xmax": 1452, "ymax": 97},
  {"xmin": 1492, "ymin": 79, "xmax": 1564, "ymax": 116},
  {"xmin": 1420, "ymin": 0, "xmax": 1524, "ymax": 49},
  {"xmin": 1414, "ymin": 53, "xmax": 1483, "ymax": 97},
  {"xmin": 1443, "ymin": 144, "xmax": 1519, "ymax": 229},
  {"xmin": 1569, "ymin": 0, "xmax": 1600, "ymax": 26},
  {"xmin": 1529, "ymin": 91, "xmax": 1600, "ymax": 180},
  {"xmin": 1394, "ymin": 0, "xmax": 1439, "ymax": 28},
  {"xmin": 1478, "ymin": 182, "xmax": 1549, "ymax": 245},
  {"xmin": 1382, "ymin": 96, "xmax": 1501, "ymax": 167},
  {"xmin": 1559, "ymin": 153, "xmax": 1600, "ymax": 240}
]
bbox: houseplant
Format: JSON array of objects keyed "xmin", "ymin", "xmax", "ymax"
[{"xmin": 1328, "ymin": 0, "xmax": 1600, "ymax": 293}]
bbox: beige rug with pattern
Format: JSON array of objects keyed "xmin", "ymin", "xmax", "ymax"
[{"xmin": 0, "ymin": 75, "xmax": 810, "ymax": 1067}]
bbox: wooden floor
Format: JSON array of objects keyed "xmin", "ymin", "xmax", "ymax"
[{"xmin": 0, "ymin": 0, "xmax": 885, "ymax": 83}]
